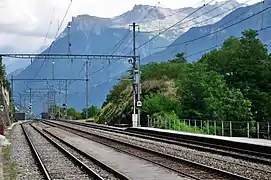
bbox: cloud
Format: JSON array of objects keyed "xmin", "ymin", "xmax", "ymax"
[
  {"xmin": 0, "ymin": 0, "xmax": 262, "ymax": 54},
  {"xmin": 0, "ymin": 32, "xmax": 51, "ymax": 52}
]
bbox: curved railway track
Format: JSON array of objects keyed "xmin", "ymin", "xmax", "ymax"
[
  {"xmin": 21, "ymin": 122, "xmax": 130, "ymax": 180},
  {"xmin": 42, "ymin": 120, "xmax": 251, "ymax": 180}
]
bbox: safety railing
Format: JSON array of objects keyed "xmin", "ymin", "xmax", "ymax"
[{"xmin": 146, "ymin": 118, "xmax": 271, "ymax": 139}]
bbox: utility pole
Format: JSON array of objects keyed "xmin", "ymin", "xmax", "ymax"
[
  {"xmin": 47, "ymin": 90, "xmax": 50, "ymax": 116},
  {"xmin": 19, "ymin": 93, "xmax": 22, "ymax": 107},
  {"xmin": 85, "ymin": 60, "xmax": 89, "ymax": 120},
  {"xmin": 29, "ymin": 88, "xmax": 32, "ymax": 118},
  {"xmin": 29, "ymin": 88, "xmax": 32, "ymax": 105},
  {"xmin": 58, "ymin": 81, "xmax": 61, "ymax": 119},
  {"xmin": 130, "ymin": 22, "xmax": 140, "ymax": 127},
  {"xmin": 67, "ymin": 22, "xmax": 73, "ymax": 63},
  {"xmin": 65, "ymin": 79, "xmax": 68, "ymax": 118},
  {"xmin": 133, "ymin": 22, "xmax": 136, "ymax": 117},
  {"xmin": 137, "ymin": 56, "xmax": 141, "ymax": 127},
  {"xmin": 52, "ymin": 61, "xmax": 55, "ymax": 119}
]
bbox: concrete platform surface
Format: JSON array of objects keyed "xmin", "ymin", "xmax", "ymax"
[
  {"xmin": 132, "ymin": 127, "xmax": 271, "ymax": 148},
  {"xmin": 47, "ymin": 127, "xmax": 186, "ymax": 180}
]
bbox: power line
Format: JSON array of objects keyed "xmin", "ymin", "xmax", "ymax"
[
  {"xmin": 185, "ymin": 24, "xmax": 271, "ymax": 59},
  {"xmin": 109, "ymin": 2, "xmax": 159, "ymax": 55},
  {"xmin": 73, "ymin": 24, "xmax": 271, "ymax": 96},
  {"xmin": 145, "ymin": 0, "xmax": 234, "ymax": 34},
  {"xmin": 133, "ymin": 0, "xmax": 216, "ymax": 52},
  {"xmin": 136, "ymin": 0, "xmax": 256, "ymax": 57},
  {"xmin": 24, "ymin": 8, "xmax": 56, "ymax": 89},
  {"xmin": 109, "ymin": 30, "xmax": 131, "ymax": 55},
  {"xmin": 72, "ymin": 1, "xmax": 268, "ymax": 93},
  {"xmin": 42, "ymin": 0, "xmax": 263, "ymax": 102},
  {"xmin": 153, "ymin": 1, "xmax": 267, "ymax": 49},
  {"xmin": 33, "ymin": 0, "xmax": 73, "ymax": 80},
  {"xmin": 38, "ymin": 8, "xmax": 56, "ymax": 53}
]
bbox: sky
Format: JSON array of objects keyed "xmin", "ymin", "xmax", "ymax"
[{"xmin": 0, "ymin": 0, "xmax": 262, "ymax": 54}]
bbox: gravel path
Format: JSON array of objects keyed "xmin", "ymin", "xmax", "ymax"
[
  {"xmin": 23, "ymin": 123, "xmax": 93, "ymax": 180},
  {"xmin": 10, "ymin": 123, "xmax": 44, "ymax": 180},
  {"xmin": 34, "ymin": 122, "xmax": 121, "ymax": 180},
  {"xmin": 49, "ymin": 120, "xmax": 271, "ymax": 180}
]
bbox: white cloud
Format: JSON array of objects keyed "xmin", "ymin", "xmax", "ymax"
[{"xmin": 0, "ymin": 0, "xmax": 263, "ymax": 53}]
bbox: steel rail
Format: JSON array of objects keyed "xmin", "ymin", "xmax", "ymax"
[
  {"xmin": 43, "ymin": 121, "xmax": 250, "ymax": 180},
  {"xmin": 29, "ymin": 123, "xmax": 105, "ymax": 180},
  {"xmin": 21, "ymin": 124, "xmax": 52, "ymax": 180}
]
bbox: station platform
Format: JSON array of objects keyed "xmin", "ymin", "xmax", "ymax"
[{"xmin": 126, "ymin": 127, "xmax": 271, "ymax": 154}]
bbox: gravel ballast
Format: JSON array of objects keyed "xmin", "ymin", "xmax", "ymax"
[
  {"xmin": 23, "ymin": 123, "xmax": 93, "ymax": 180},
  {"xmin": 50, "ymin": 120, "xmax": 271, "ymax": 180},
  {"xmin": 34, "ymin": 122, "xmax": 120, "ymax": 180},
  {"xmin": 10, "ymin": 123, "xmax": 44, "ymax": 180}
]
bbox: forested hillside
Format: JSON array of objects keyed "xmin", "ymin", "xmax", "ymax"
[{"xmin": 97, "ymin": 29, "xmax": 271, "ymax": 130}]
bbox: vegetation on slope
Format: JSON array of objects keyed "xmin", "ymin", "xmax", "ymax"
[
  {"xmin": 97, "ymin": 29, "xmax": 271, "ymax": 134},
  {"xmin": 0, "ymin": 56, "xmax": 14, "ymax": 122}
]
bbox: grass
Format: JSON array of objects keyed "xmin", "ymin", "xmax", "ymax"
[{"xmin": 2, "ymin": 145, "xmax": 18, "ymax": 180}]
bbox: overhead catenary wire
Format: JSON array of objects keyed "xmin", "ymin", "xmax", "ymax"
[
  {"xmin": 23, "ymin": 7, "xmax": 56, "ymax": 90},
  {"xmin": 109, "ymin": 1, "xmax": 159, "ymax": 55},
  {"xmin": 145, "ymin": 0, "xmax": 234, "ymax": 34},
  {"xmin": 71, "ymin": 0, "xmax": 268, "ymax": 93},
  {"xmin": 132, "ymin": 0, "xmax": 216, "ymax": 52},
  {"xmin": 185, "ymin": 24, "xmax": 271, "ymax": 59},
  {"xmin": 69, "ymin": 0, "xmax": 217, "ymax": 81},
  {"xmin": 137, "ymin": 0, "xmax": 256, "ymax": 56},
  {"xmin": 33, "ymin": 0, "xmax": 73, "ymax": 80},
  {"xmin": 68, "ymin": 1, "xmax": 165, "ymax": 89},
  {"xmin": 152, "ymin": 1, "xmax": 267, "ymax": 49},
  {"xmin": 45, "ymin": 0, "xmax": 265, "ymax": 109},
  {"xmin": 68, "ymin": 0, "xmax": 210, "ymax": 89},
  {"xmin": 71, "ymin": 22, "xmax": 271, "ymax": 98}
]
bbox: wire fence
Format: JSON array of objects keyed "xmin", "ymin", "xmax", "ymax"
[{"xmin": 146, "ymin": 118, "xmax": 271, "ymax": 139}]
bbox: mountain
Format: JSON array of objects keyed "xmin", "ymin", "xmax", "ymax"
[
  {"xmin": 0, "ymin": 47, "xmax": 31, "ymax": 74},
  {"xmin": 112, "ymin": 1, "xmax": 243, "ymax": 41},
  {"xmin": 7, "ymin": 68, "xmax": 25, "ymax": 80},
  {"xmin": 142, "ymin": 1, "xmax": 271, "ymax": 63},
  {"xmin": 12, "ymin": 1, "xmax": 245, "ymax": 114}
]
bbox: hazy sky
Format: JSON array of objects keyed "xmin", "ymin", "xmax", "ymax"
[{"xmin": 0, "ymin": 0, "xmax": 262, "ymax": 53}]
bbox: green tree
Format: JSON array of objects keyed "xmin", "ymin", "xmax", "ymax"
[
  {"xmin": 142, "ymin": 93, "xmax": 178, "ymax": 116},
  {"xmin": 201, "ymin": 29, "xmax": 271, "ymax": 122},
  {"xmin": 176, "ymin": 63, "xmax": 252, "ymax": 122},
  {"xmin": 170, "ymin": 52, "xmax": 187, "ymax": 63},
  {"xmin": 67, "ymin": 108, "xmax": 81, "ymax": 119},
  {"xmin": 81, "ymin": 105, "xmax": 100, "ymax": 119}
]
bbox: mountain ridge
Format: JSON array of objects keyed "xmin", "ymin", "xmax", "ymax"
[
  {"xmin": 11, "ymin": 0, "xmax": 252, "ymax": 114},
  {"xmin": 142, "ymin": 1, "xmax": 271, "ymax": 63}
]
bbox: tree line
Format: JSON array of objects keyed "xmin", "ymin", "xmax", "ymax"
[{"xmin": 51, "ymin": 105, "xmax": 100, "ymax": 120}]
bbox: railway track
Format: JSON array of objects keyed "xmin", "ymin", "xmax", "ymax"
[
  {"xmin": 57, "ymin": 120, "xmax": 271, "ymax": 165},
  {"xmin": 21, "ymin": 122, "xmax": 130, "ymax": 180},
  {"xmin": 43, "ymin": 120, "xmax": 250, "ymax": 180}
]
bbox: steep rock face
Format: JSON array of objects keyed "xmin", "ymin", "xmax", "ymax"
[{"xmin": 142, "ymin": 2, "xmax": 271, "ymax": 64}]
